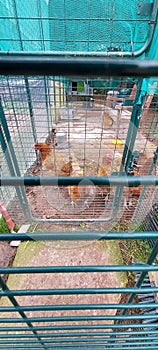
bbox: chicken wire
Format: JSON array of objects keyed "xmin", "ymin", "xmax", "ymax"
[
  {"xmin": 0, "ymin": 75, "xmax": 157, "ymax": 232},
  {"xmin": 0, "ymin": 0, "xmax": 156, "ymax": 55}
]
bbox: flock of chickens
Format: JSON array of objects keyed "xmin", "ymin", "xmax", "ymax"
[
  {"xmin": 34, "ymin": 143, "xmax": 94, "ymax": 207},
  {"xmin": 34, "ymin": 141, "xmax": 150, "ymax": 210}
]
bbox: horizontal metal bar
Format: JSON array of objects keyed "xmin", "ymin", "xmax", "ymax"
[
  {"xmin": 1, "ymin": 336, "xmax": 158, "ymax": 344},
  {"xmin": 0, "ymin": 345, "xmax": 156, "ymax": 350},
  {"xmin": 0, "ymin": 57, "xmax": 158, "ymax": 77},
  {"xmin": 1, "ymin": 286, "xmax": 158, "ymax": 297},
  {"xmin": 1, "ymin": 38, "xmax": 137, "ymax": 43},
  {"xmin": 0, "ymin": 175, "xmax": 158, "ymax": 187},
  {"xmin": 0, "ymin": 232, "xmax": 158, "ymax": 241},
  {"xmin": 0, "ymin": 344, "xmax": 138, "ymax": 350},
  {"xmin": 0, "ymin": 322, "xmax": 158, "ymax": 332},
  {"xmin": 25, "ymin": 345, "xmax": 158, "ymax": 350},
  {"xmin": 1, "ymin": 330, "xmax": 158, "ymax": 338},
  {"xmin": 0, "ymin": 48, "xmax": 154, "ymax": 57},
  {"xmin": 1, "ymin": 264, "xmax": 158, "ymax": 275},
  {"xmin": 3, "ymin": 345, "xmax": 151, "ymax": 350},
  {"xmin": 0, "ymin": 347, "xmax": 152, "ymax": 350},
  {"xmin": 50, "ymin": 347, "xmax": 158, "ymax": 350},
  {"xmin": 0, "ymin": 341, "xmax": 43, "ymax": 345},
  {"xmin": 0, "ymin": 344, "xmax": 43, "ymax": 350},
  {"xmin": 1, "ymin": 313, "xmax": 158, "ymax": 323},
  {"xmin": 1, "ymin": 348, "xmax": 153, "ymax": 350},
  {"xmin": 0, "ymin": 16, "xmax": 148, "ymax": 21},
  {"xmin": 0, "ymin": 333, "xmax": 158, "ymax": 345},
  {"xmin": 0, "ymin": 302, "xmax": 157, "ymax": 313}
]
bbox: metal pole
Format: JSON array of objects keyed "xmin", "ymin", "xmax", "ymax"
[
  {"xmin": 0, "ymin": 101, "xmax": 31, "ymax": 220},
  {"xmin": 1, "ymin": 57, "xmax": 158, "ymax": 77},
  {"xmin": 118, "ymin": 240, "xmax": 158, "ymax": 321},
  {"xmin": 0, "ymin": 231, "xmax": 158, "ymax": 241},
  {"xmin": 24, "ymin": 77, "xmax": 37, "ymax": 144}
]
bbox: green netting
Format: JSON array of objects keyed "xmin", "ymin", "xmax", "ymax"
[
  {"xmin": 0, "ymin": 0, "xmax": 155, "ymax": 55},
  {"xmin": 0, "ymin": 0, "xmax": 49, "ymax": 51},
  {"xmin": 0, "ymin": 0, "xmax": 157, "ymax": 95},
  {"xmin": 144, "ymin": 13, "xmax": 158, "ymax": 94},
  {"xmin": 48, "ymin": 0, "xmax": 151, "ymax": 53}
]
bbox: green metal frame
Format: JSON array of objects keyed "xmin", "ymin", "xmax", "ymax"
[
  {"xmin": 0, "ymin": 0, "xmax": 158, "ymax": 58},
  {"xmin": 0, "ymin": 102, "xmax": 31, "ymax": 220},
  {"xmin": 0, "ymin": 57, "xmax": 158, "ymax": 349},
  {"xmin": 0, "ymin": 56, "xmax": 158, "ymax": 77}
]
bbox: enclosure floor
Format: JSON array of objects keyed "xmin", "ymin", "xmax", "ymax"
[
  {"xmin": 1, "ymin": 238, "xmax": 126, "ymax": 329},
  {"xmin": 25, "ymin": 103, "xmax": 157, "ymax": 227}
]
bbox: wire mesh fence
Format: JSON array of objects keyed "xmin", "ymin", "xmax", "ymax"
[
  {"xmin": 0, "ymin": 75, "xmax": 157, "ymax": 231},
  {"xmin": 0, "ymin": 0, "xmax": 156, "ymax": 55}
]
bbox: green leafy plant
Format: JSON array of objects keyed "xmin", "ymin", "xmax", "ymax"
[
  {"xmin": 0, "ymin": 216, "xmax": 19, "ymax": 233},
  {"xmin": 0, "ymin": 217, "xmax": 11, "ymax": 233}
]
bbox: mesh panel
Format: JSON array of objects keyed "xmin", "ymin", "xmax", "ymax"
[
  {"xmin": 0, "ymin": 0, "xmax": 153, "ymax": 54},
  {"xmin": 49, "ymin": 0, "xmax": 150, "ymax": 53},
  {"xmin": 0, "ymin": 75, "xmax": 157, "ymax": 231},
  {"xmin": 0, "ymin": 76, "xmax": 52, "ymax": 177}
]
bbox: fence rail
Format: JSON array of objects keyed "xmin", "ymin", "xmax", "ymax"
[{"xmin": 0, "ymin": 57, "xmax": 158, "ymax": 77}]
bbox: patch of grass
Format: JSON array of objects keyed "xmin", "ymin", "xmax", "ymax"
[
  {"xmin": 0, "ymin": 216, "xmax": 19, "ymax": 233},
  {"xmin": 0, "ymin": 240, "xmax": 45, "ymax": 308},
  {"xmin": 12, "ymin": 240, "xmax": 45, "ymax": 267},
  {"xmin": 112, "ymin": 221, "xmax": 152, "ymax": 264},
  {"xmin": 100, "ymin": 240, "xmax": 128, "ymax": 287},
  {"xmin": 0, "ymin": 217, "xmax": 10, "ymax": 233},
  {"xmin": 120, "ymin": 239, "xmax": 151, "ymax": 264},
  {"xmin": 112, "ymin": 222, "xmax": 129, "ymax": 232}
]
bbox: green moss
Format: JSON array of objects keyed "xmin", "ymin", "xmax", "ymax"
[
  {"xmin": 99, "ymin": 240, "xmax": 128, "ymax": 287},
  {"xmin": 0, "ymin": 241, "xmax": 45, "ymax": 308},
  {"xmin": 12, "ymin": 241, "xmax": 45, "ymax": 267}
]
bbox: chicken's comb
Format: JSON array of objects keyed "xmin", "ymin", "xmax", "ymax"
[{"xmin": 34, "ymin": 143, "xmax": 39, "ymax": 150}]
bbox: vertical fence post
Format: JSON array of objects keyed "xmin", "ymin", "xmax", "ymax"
[
  {"xmin": 12, "ymin": 0, "xmax": 38, "ymax": 145},
  {"xmin": 117, "ymin": 239, "xmax": 158, "ymax": 323},
  {"xmin": 53, "ymin": 78, "xmax": 57, "ymax": 123},
  {"xmin": 131, "ymin": 146, "xmax": 158, "ymax": 224},
  {"xmin": 112, "ymin": 79, "xmax": 145, "ymax": 213},
  {"xmin": 24, "ymin": 77, "xmax": 38, "ymax": 144},
  {"xmin": 0, "ymin": 101, "xmax": 31, "ymax": 220},
  {"xmin": 37, "ymin": 0, "xmax": 51, "ymax": 134},
  {"xmin": 120, "ymin": 78, "xmax": 144, "ymax": 173}
]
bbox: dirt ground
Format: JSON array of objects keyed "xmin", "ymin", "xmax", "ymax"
[
  {"xmin": 25, "ymin": 103, "xmax": 157, "ymax": 226},
  {"xmin": 0, "ymin": 238, "xmax": 127, "ymax": 331},
  {"xmin": 0, "ymin": 242, "xmax": 16, "ymax": 282}
]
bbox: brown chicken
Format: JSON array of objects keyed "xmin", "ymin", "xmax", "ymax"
[
  {"xmin": 34, "ymin": 143, "xmax": 94, "ymax": 206},
  {"xmin": 67, "ymin": 168, "xmax": 84, "ymax": 204},
  {"xmin": 98, "ymin": 151, "xmax": 142, "ymax": 207},
  {"xmin": 97, "ymin": 152, "xmax": 122, "ymax": 199},
  {"xmin": 97, "ymin": 157, "xmax": 110, "ymax": 199},
  {"xmin": 68, "ymin": 171, "xmax": 95, "ymax": 207},
  {"xmin": 34, "ymin": 143, "xmax": 72, "ymax": 175},
  {"xmin": 59, "ymin": 159, "xmax": 73, "ymax": 176},
  {"xmin": 34, "ymin": 143, "xmax": 53, "ymax": 163}
]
